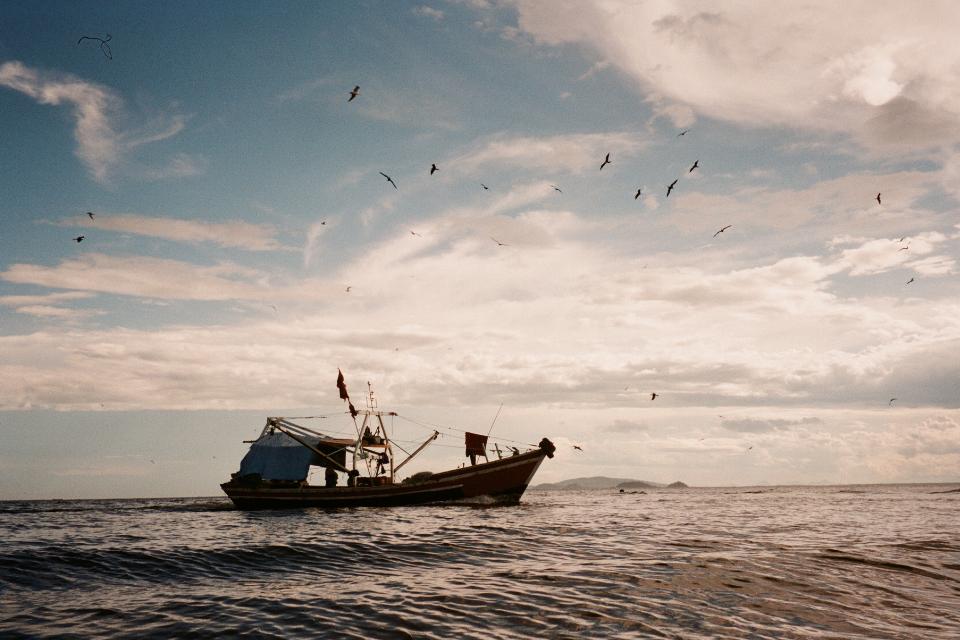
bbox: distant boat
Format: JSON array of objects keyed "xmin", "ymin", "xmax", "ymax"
[{"xmin": 221, "ymin": 376, "xmax": 555, "ymax": 509}]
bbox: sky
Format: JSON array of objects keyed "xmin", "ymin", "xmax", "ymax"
[{"xmin": 1, "ymin": 0, "xmax": 959, "ymax": 499}]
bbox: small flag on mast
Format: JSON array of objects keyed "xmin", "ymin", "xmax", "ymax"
[{"xmin": 337, "ymin": 369, "xmax": 349, "ymax": 401}]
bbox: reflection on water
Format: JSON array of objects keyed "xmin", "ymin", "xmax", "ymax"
[{"xmin": 1, "ymin": 484, "xmax": 958, "ymax": 638}]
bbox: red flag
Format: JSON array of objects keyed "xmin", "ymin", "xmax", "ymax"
[
  {"xmin": 336, "ymin": 369, "xmax": 349, "ymax": 401},
  {"xmin": 465, "ymin": 432, "xmax": 488, "ymax": 457}
]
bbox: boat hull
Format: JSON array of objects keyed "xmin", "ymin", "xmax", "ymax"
[{"xmin": 221, "ymin": 448, "xmax": 549, "ymax": 509}]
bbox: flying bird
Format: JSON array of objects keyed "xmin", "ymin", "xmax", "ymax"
[
  {"xmin": 551, "ymin": 185, "xmax": 562, "ymax": 193},
  {"xmin": 677, "ymin": 129, "xmax": 689, "ymax": 137},
  {"xmin": 666, "ymin": 179, "xmax": 678, "ymax": 197},
  {"xmin": 600, "ymin": 153, "xmax": 611, "ymax": 170},
  {"xmin": 410, "ymin": 230, "xmax": 421, "ymax": 237},
  {"xmin": 713, "ymin": 225, "xmax": 732, "ymax": 238},
  {"xmin": 889, "ymin": 398, "xmax": 896, "ymax": 406},
  {"xmin": 898, "ymin": 246, "xmax": 909, "ymax": 251},
  {"xmin": 746, "ymin": 445, "xmax": 753, "ymax": 451},
  {"xmin": 905, "ymin": 277, "xmax": 914, "ymax": 285},
  {"xmin": 875, "ymin": 192, "xmax": 882, "ymax": 205},
  {"xmin": 634, "ymin": 188, "xmax": 642, "ymax": 200},
  {"xmin": 430, "ymin": 163, "xmax": 438, "ymax": 175},
  {"xmin": 490, "ymin": 237, "xmax": 508, "ymax": 247},
  {"xmin": 348, "ymin": 86, "xmax": 360, "ymax": 102},
  {"xmin": 481, "ymin": 183, "xmax": 489, "ymax": 190},
  {"xmin": 345, "ymin": 286, "xmax": 352, "ymax": 293},
  {"xmin": 689, "ymin": 160, "xmax": 699, "ymax": 173},
  {"xmin": 650, "ymin": 392, "xmax": 658, "ymax": 401},
  {"xmin": 73, "ymin": 235, "xmax": 85, "ymax": 243},
  {"xmin": 572, "ymin": 445, "xmax": 583, "ymax": 452},
  {"xmin": 77, "ymin": 34, "xmax": 112, "ymax": 60},
  {"xmin": 379, "ymin": 172, "xmax": 398, "ymax": 189},
  {"xmin": 86, "ymin": 211, "xmax": 95, "ymax": 220}
]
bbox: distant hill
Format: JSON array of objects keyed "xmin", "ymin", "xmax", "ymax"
[{"xmin": 533, "ymin": 476, "xmax": 679, "ymax": 491}]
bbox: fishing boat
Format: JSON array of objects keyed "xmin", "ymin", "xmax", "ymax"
[{"xmin": 220, "ymin": 372, "xmax": 555, "ymax": 509}]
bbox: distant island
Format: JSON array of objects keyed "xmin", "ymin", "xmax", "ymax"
[{"xmin": 532, "ymin": 476, "xmax": 689, "ymax": 491}]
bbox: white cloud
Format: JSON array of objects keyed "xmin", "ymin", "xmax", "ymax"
[
  {"xmin": 449, "ymin": 131, "xmax": 649, "ymax": 175},
  {"xmin": 61, "ymin": 213, "xmax": 287, "ymax": 251},
  {"xmin": 510, "ymin": 1, "xmax": 960, "ymax": 150},
  {"xmin": 0, "ymin": 61, "xmax": 190, "ymax": 183},
  {"xmin": 413, "ymin": 5, "xmax": 445, "ymax": 21}
]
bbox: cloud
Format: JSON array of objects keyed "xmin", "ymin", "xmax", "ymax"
[
  {"xmin": 0, "ymin": 291, "xmax": 98, "ymax": 319},
  {"xmin": 834, "ymin": 232, "xmax": 946, "ymax": 276},
  {"xmin": 61, "ymin": 213, "xmax": 288, "ymax": 251},
  {"xmin": 510, "ymin": 1, "xmax": 960, "ymax": 150},
  {"xmin": 1, "ymin": 254, "xmax": 272, "ymax": 301},
  {"xmin": 0, "ymin": 61, "xmax": 190, "ymax": 183},
  {"xmin": 142, "ymin": 153, "xmax": 208, "ymax": 181},
  {"xmin": 413, "ymin": 5, "xmax": 445, "ymax": 21},
  {"xmin": 449, "ymin": 131, "xmax": 649, "ymax": 175},
  {"xmin": 721, "ymin": 417, "xmax": 823, "ymax": 433}
]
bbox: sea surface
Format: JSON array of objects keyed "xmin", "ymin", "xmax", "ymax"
[{"xmin": 1, "ymin": 484, "xmax": 958, "ymax": 639}]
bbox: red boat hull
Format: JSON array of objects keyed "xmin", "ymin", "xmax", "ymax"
[{"xmin": 221, "ymin": 448, "xmax": 549, "ymax": 509}]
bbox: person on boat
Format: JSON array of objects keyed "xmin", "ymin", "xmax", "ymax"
[
  {"xmin": 325, "ymin": 466, "xmax": 338, "ymax": 488},
  {"xmin": 347, "ymin": 468, "xmax": 360, "ymax": 487},
  {"xmin": 376, "ymin": 451, "xmax": 389, "ymax": 476}
]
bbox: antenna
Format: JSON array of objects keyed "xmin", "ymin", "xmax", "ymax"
[{"xmin": 486, "ymin": 403, "xmax": 503, "ymax": 437}]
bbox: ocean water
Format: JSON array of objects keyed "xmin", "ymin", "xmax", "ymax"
[{"xmin": 1, "ymin": 484, "xmax": 958, "ymax": 639}]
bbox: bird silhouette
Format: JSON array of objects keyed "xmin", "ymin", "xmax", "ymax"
[
  {"xmin": 348, "ymin": 86, "xmax": 360, "ymax": 102},
  {"xmin": 898, "ymin": 246, "xmax": 909, "ymax": 251},
  {"xmin": 410, "ymin": 230, "xmax": 421, "ymax": 237},
  {"xmin": 650, "ymin": 392, "xmax": 658, "ymax": 400},
  {"xmin": 551, "ymin": 185, "xmax": 562, "ymax": 193},
  {"xmin": 77, "ymin": 34, "xmax": 112, "ymax": 60},
  {"xmin": 379, "ymin": 172, "xmax": 398, "ymax": 189},
  {"xmin": 905, "ymin": 277, "xmax": 915, "ymax": 285},
  {"xmin": 713, "ymin": 225, "xmax": 732, "ymax": 238},
  {"xmin": 572, "ymin": 445, "xmax": 583, "ymax": 452},
  {"xmin": 677, "ymin": 129, "xmax": 689, "ymax": 137},
  {"xmin": 689, "ymin": 160, "xmax": 699, "ymax": 173},
  {"xmin": 746, "ymin": 445, "xmax": 753, "ymax": 451},
  {"xmin": 73, "ymin": 235, "xmax": 85, "ymax": 243},
  {"xmin": 320, "ymin": 221, "xmax": 326, "ymax": 225},
  {"xmin": 345, "ymin": 286, "xmax": 352, "ymax": 292},
  {"xmin": 876, "ymin": 192, "xmax": 882, "ymax": 205},
  {"xmin": 889, "ymin": 398, "xmax": 896, "ymax": 405},
  {"xmin": 86, "ymin": 211, "xmax": 95, "ymax": 220},
  {"xmin": 490, "ymin": 237, "xmax": 508, "ymax": 247},
  {"xmin": 600, "ymin": 153, "xmax": 611, "ymax": 170},
  {"xmin": 430, "ymin": 163, "xmax": 438, "ymax": 175},
  {"xmin": 666, "ymin": 179, "xmax": 678, "ymax": 197},
  {"xmin": 481, "ymin": 183, "xmax": 489, "ymax": 190},
  {"xmin": 634, "ymin": 188, "xmax": 642, "ymax": 200}
]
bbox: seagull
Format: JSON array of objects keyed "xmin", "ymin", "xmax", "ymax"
[
  {"xmin": 746, "ymin": 445, "xmax": 753, "ymax": 451},
  {"xmin": 551, "ymin": 185, "xmax": 563, "ymax": 193},
  {"xmin": 348, "ymin": 86, "xmax": 360, "ymax": 102},
  {"xmin": 77, "ymin": 34, "xmax": 112, "ymax": 60},
  {"xmin": 600, "ymin": 153, "xmax": 611, "ymax": 170},
  {"xmin": 410, "ymin": 230, "xmax": 421, "ymax": 237},
  {"xmin": 666, "ymin": 179, "xmax": 678, "ymax": 197},
  {"xmin": 898, "ymin": 246, "xmax": 909, "ymax": 251},
  {"xmin": 491, "ymin": 237, "xmax": 508, "ymax": 247},
  {"xmin": 86, "ymin": 211, "xmax": 95, "ymax": 220},
  {"xmin": 677, "ymin": 129, "xmax": 689, "ymax": 137},
  {"xmin": 430, "ymin": 163, "xmax": 438, "ymax": 175},
  {"xmin": 481, "ymin": 183, "xmax": 489, "ymax": 190},
  {"xmin": 320, "ymin": 221, "xmax": 326, "ymax": 226},
  {"xmin": 889, "ymin": 398, "xmax": 896, "ymax": 406},
  {"xmin": 713, "ymin": 225, "xmax": 732, "ymax": 238},
  {"xmin": 345, "ymin": 286, "xmax": 352, "ymax": 293},
  {"xmin": 572, "ymin": 445, "xmax": 583, "ymax": 452},
  {"xmin": 689, "ymin": 160, "xmax": 699, "ymax": 173},
  {"xmin": 73, "ymin": 235, "xmax": 85, "ymax": 243},
  {"xmin": 876, "ymin": 192, "xmax": 882, "ymax": 205},
  {"xmin": 905, "ymin": 277, "xmax": 914, "ymax": 285},
  {"xmin": 650, "ymin": 392, "xmax": 658, "ymax": 401},
  {"xmin": 379, "ymin": 172, "xmax": 398, "ymax": 189},
  {"xmin": 634, "ymin": 188, "xmax": 642, "ymax": 200}
]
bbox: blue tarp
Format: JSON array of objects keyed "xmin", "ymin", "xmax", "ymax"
[{"xmin": 237, "ymin": 431, "xmax": 324, "ymax": 481}]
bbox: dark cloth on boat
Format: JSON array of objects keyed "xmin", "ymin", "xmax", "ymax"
[{"xmin": 325, "ymin": 466, "xmax": 338, "ymax": 487}]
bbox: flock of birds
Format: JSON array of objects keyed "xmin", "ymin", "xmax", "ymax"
[{"xmin": 67, "ymin": 41, "xmax": 913, "ymax": 445}]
